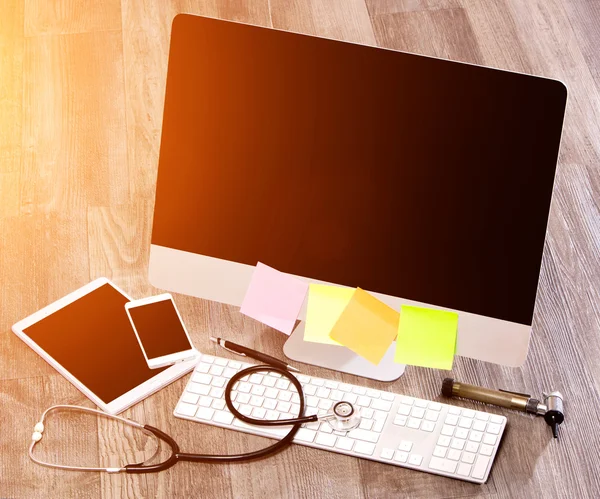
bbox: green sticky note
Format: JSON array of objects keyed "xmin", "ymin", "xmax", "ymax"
[
  {"xmin": 304, "ymin": 284, "xmax": 354, "ymax": 346},
  {"xmin": 394, "ymin": 305, "xmax": 458, "ymax": 370}
]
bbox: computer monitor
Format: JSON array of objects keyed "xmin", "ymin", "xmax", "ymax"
[{"xmin": 149, "ymin": 14, "xmax": 567, "ymax": 379}]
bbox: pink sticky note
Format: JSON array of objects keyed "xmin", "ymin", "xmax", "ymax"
[{"xmin": 240, "ymin": 262, "xmax": 309, "ymax": 335}]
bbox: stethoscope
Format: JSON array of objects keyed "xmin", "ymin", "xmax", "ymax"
[{"xmin": 30, "ymin": 365, "xmax": 361, "ymax": 473}]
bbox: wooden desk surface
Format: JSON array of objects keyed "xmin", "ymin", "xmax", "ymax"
[{"xmin": 1, "ymin": 1, "xmax": 600, "ymax": 497}]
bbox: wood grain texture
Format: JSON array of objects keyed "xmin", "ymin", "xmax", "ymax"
[{"xmin": 1, "ymin": 0, "xmax": 600, "ymax": 497}]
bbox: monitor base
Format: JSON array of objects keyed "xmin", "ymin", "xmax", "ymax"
[{"xmin": 283, "ymin": 323, "xmax": 405, "ymax": 382}]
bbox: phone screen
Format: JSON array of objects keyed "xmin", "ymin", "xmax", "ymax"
[{"xmin": 128, "ymin": 299, "xmax": 192, "ymax": 359}]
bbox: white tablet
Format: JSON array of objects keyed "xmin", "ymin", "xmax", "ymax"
[{"xmin": 12, "ymin": 277, "xmax": 196, "ymax": 414}]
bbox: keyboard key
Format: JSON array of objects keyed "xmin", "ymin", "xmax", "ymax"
[
  {"xmin": 490, "ymin": 415, "xmax": 504, "ymax": 424},
  {"xmin": 372, "ymin": 399, "xmax": 392, "ymax": 412},
  {"xmin": 201, "ymin": 355, "xmax": 215, "ymax": 364},
  {"xmin": 176, "ymin": 402, "xmax": 197, "ymax": 417},
  {"xmin": 394, "ymin": 451, "xmax": 408, "ymax": 463},
  {"xmin": 354, "ymin": 441, "xmax": 376, "ymax": 456},
  {"xmin": 278, "ymin": 391, "xmax": 292, "ymax": 402},
  {"xmin": 212, "ymin": 377, "xmax": 227, "ymax": 388},
  {"xmin": 447, "ymin": 449, "xmax": 461, "ymax": 461},
  {"xmin": 277, "ymin": 401, "xmax": 292, "ymax": 413},
  {"xmin": 487, "ymin": 423, "xmax": 501, "ymax": 435},
  {"xmin": 213, "ymin": 410, "xmax": 234, "ymax": 425},
  {"xmin": 195, "ymin": 407, "xmax": 215, "ymax": 421},
  {"xmin": 357, "ymin": 396, "xmax": 371, "ymax": 407},
  {"xmin": 480, "ymin": 444, "xmax": 494, "ymax": 456},
  {"xmin": 276, "ymin": 379, "xmax": 290, "ymax": 390},
  {"xmin": 398, "ymin": 440, "xmax": 413, "ymax": 452},
  {"xmin": 457, "ymin": 463, "xmax": 472, "ymax": 477},
  {"xmin": 297, "ymin": 374, "xmax": 310, "ymax": 383},
  {"xmin": 196, "ymin": 363, "xmax": 211, "ymax": 373},
  {"xmin": 381, "ymin": 392, "xmax": 395, "ymax": 402},
  {"xmin": 210, "ymin": 387, "xmax": 225, "ymax": 399},
  {"xmin": 316, "ymin": 387, "xmax": 331, "ymax": 398},
  {"xmin": 238, "ymin": 382, "xmax": 252, "ymax": 393},
  {"xmin": 429, "ymin": 457, "xmax": 457, "ymax": 473},
  {"xmin": 348, "ymin": 429, "xmax": 379, "ymax": 443},
  {"xmin": 469, "ymin": 431, "xmax": 483, "ymax": 442},
  {"xmin": 359, "ymin": 419, "xmax": 374, "ymax": 431},
  {"xmin": 437, "ymin": 436, "xmax": 451, "ymax": 447},
  {"xmin": 265, "ymin": 388, "xmax": 279, "ymax": 399},
  {"xmin": 236, "ymin": 393, "xmax": 250, "ymax": 404},
  {"xmin": 214, "ymin": 357, "xmax": 228, "ymax": 366},
  {"xmin": 266, "ymin": 410, "xmax": 280, "ymax": 421},
  {"xmin": 295, "ymin": 428, "xmax": 316, "ymax": 443},
  {"xmin": 362, "ymin": 408, "xmax": 375, "ymax": 419},
  {"xmin": 339, "ymin": 383, "xmax": 353, "ymax": 392},
  {"xmin": 199, "ymin": 396, "xmax": 213, "ymax": 407},
  {"xmin": 228, "ymin": 360, "xmax": 241, "ymax": 369},
  {"xmin": 463, "ymin": 409, "xmax": 476, "ymax": 418},
  {"xmin": 318, "ymin": 399, "xmax": 333, "ymax": 410},
  {"xmin": 448, "ymin": 407, "xmax": 461, "ymax": 415},
  {"xmin": 433, "ymin": 446, "xmax": 447, "ymax": 458},
  {"xmin": 311, "ymin": 378, "xmax": 324, "ymax": 386},
  {"xmin": 465, "ymin": 441, "xmax": 479, "ymax": 453},
  {"xmin": 393, "ymin": 415, "xmax": 407, "ymax": 426},
  {"xmin": 209, "ymin": 365, "xmax": 224, "ymax": 376},
  {"xmin": 398, "ymin": 405, "xmax": 412, "ymax": 416},
  {"xmin": 331, "ymin": 390, "xmax": 344, "ymax": 401},
  {"xmin": 472, "ymin": 420, "xmax": 487, "ymax": 432},
  {"xmin": 483, "ymin": 434, "xmax": 497, "ymax": 446},
  {"xmin": 471, "ymin": 455, "xmax": 491, "ymax": 480},
  {"xmin": 411, "ymin": 407, "xmax": 425, "ymax": 418},
  {"xmin": 408, "ymin": 454, "xmax": 423, "ymax": 466},
  {"xmin": 367, "ymin": 389, "xmax": 381, "ymax": 398},
  {"xmin": 342, "ymin": 393, "xmax": 358, "ymax": 404},
  {"xmin": 263, "ymin": 376, "xmax": 277, "ymax": 388},
  {"xmin": 222, "ymin": 367, "xmax": 237, "ymax": 378},
  {"xmin": 335, "ymin": 437, "xmax": 354, "ymax": 451},
  {"xmin": 315, "ymin": 433, "xmax": 337, "ymax": 447},
  {"xmin": 428, "ymin": 402, "xmax": 442, "ymax": 411},
  {"xmin": 400, "ymin": 396, "xmax": 414, "ymax": 405},
  {"xmin": 380, "ymin": 448, "xmax": 395, "ymax": 460},
  {"xmin": 249, "ymin": 396, "xmax": 264, "ymax": 407},
  {"xmin": 462, "ymin": 452, "xmax": 476, "ymax": 464},
  {"xmin": 212, "ymin": 399, "xmax": 226, "ymax": 410},
  {"xmin": 451, "ymin": 439, "xmax": 465, "ymax": 450},
  {"xmin": 445, "ymin": 414, "xmax": 459, "ymax": 425},
  {"xmin": 193, "ymin": 373, "xmax": 212, "ymax": 385},
  {"xmin": 239, "ymin": 405, "xmax": 252, "ymax": 416},
  {"xmin": 407, "ymin": 418, "xmax": 421, "ymax": 429},
  {"xmin": 325, "ymin": 380, "xmax": 339, "ymax": 389},
  {"xmin": 373, "ymin": 419, "xmax": 386, "ymax": 433},
  {"xmin": 252, "ymin": 407, "xmax": 266, "ymax": 419},
  {"xmin": 455, "ymin": 428, "xmax": 469, "ymax": 439},
  {"xmin": 441, "ymin": 425, "xmax": 455, "ymax": 436},
  {"xmin": 458, "ymin": 417, "xmax": 473, "ymax": 429},
  {"xmin": 181, "ymin": 392, "xmax": 199, "ymax": 404},
  {"xmin": 475, "ymin": 412, "xmax": 489, "ymax": 421},
  {"xmin": 249, "ymin": 373, "xmax": 264, "ymax": 384},
  {"xmin": 421, "ymin": 421, "xmax": 435, "ymax": 432},
  {"xmin": 352, "ymin": 386, "xmax": 367, "ymax": 395},
  {"xmin": 425, "ymin": 410, "xmax": 439, "ymax": 422}
]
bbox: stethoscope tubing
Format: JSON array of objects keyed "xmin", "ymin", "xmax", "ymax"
[{"xmin": 30, "ymin": 365, "xmax": 319, "ymax": 473}]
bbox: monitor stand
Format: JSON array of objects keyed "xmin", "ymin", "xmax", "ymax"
[{"xmin": 283, "ymin": 322, "xmax": 405, "ymax": 382}]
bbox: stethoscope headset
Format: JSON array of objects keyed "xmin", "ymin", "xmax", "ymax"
[{"xmin": 30, "ymin": 365, "xmax": 361, "ymax": 473}]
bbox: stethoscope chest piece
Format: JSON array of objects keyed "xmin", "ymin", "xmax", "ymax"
[{"xmin": 319, "ymin": 401, "xmax": 361, "ymax": 432}]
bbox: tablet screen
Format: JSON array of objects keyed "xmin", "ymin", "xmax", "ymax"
[{"xmin": 23, "ymin": 283, "xmax": 167, "ymax": 404}]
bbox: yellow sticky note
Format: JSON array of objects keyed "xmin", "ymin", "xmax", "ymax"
[
  {"xmin": 329, "ymin": 288, "xmax": 399, "ymax": 365},
  {"xmin": 394, "ymin": 305, "xmax": 458, "ymax": 370},
  {"xmin": 304, "ymin": 284, "xmax": 354, "ymax": 345}
]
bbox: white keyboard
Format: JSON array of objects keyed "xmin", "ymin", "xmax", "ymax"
[{"xmin": 174, "ymin": 353, "xmax": 506, "ymax": 484}]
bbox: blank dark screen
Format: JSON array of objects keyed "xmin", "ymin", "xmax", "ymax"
[
  {"xmin": 128, "ymin": 299, "xmax": 192, "ymax": 359},
  {"xmin": 23, "ymin": 284, "xmax": 167, "ymax": 404},
  {"xmin": 152, "ymin": 15, "xmax": 567, "ymax": 326}
]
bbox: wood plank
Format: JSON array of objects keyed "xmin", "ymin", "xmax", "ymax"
[
  {"xmin": 0, "ymin": 375, "xmax": 101, "ymax": 498},
  {"xmin": 367, "ymin": 0, "xmax": 460, "ymax": 16},
  {"xmin": 0, "ymin": 0, "xmax": 24, "ymax": 176},
  {"xmin": 270, "ymin": 0, "xmax": 376, "ymax": 44},
  {"xmin": 20, "ymin": 31, "xmax": 129, "ymax": 215},
  {"xmin": 24, "ymin": 0, "xmax": 122, "ymax": 36}
]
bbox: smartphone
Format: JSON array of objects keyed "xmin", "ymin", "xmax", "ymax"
[{"xmin": 125, "ymin": 293, "xmax": 198, "ymax": 369}]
